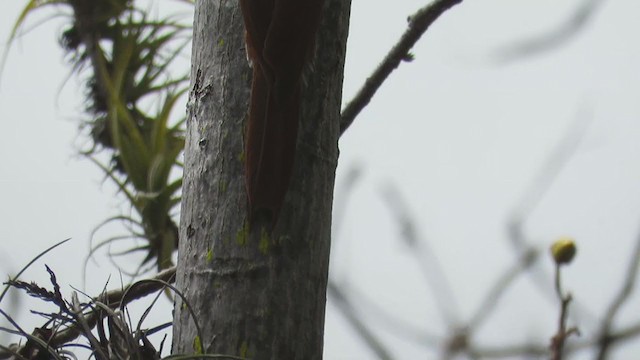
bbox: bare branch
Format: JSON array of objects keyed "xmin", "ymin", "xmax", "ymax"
[
  {"xmin": 342, "ymin": 282, "xmax": 440, "ymax": 348},
  {"xmin": 494, "ymin": 0, "xmax": 607, "ymax": 63},
  {"xmin": 381, "ymin": 183, "xmax": 460, "ymax": 326},
  {"xmin": 467, "ymin": 248, "xmax": 538, "ymax": 330},
  {"xmin": 595, "ymin": 232, "xmax": 640, "ymax": 360},
  {"xmin": 468, "ymin": 342, "xmax": 550, "ymax": 359},
  {"xmin": 550, "ymin": 263, "xmax": 580, "ymax": 360},
  {"xmin": 507, "ymin": 109, "xmax": 596, "ymax": 322},
  {"xmin": 340, "ymin": 0, "xmax": 464, "ymax": 135},
  {"xmin": 328, "ymin": 282, "xmax": 395, "ymax": 360}
]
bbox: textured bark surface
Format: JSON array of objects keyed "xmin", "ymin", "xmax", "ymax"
[{"xmin": 172, "ymin": 0, "xmax": 351, "ymax": 359}]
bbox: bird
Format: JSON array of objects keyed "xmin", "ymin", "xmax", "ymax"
[{"xmin": 239, "ymin": 0, "xmax": 325, "ymax": 228}]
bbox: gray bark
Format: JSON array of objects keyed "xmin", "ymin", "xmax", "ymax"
[{"xmin": 172, "ymin": 0, "xmax": 351, "ymax": 359}]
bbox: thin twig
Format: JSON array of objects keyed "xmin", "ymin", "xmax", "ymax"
[
  {"xmin": 467, "ymin": 342, "xmax": 550, "ymax": 359},
  {"xmin": 467, "ymin": 248, "xmax": 538, "ymax": 330},
  {"xmin": 342, "ymin": 282, "xmax": 440, "ymax": 348},
  {"xmin": 340, "ymin": 0, "xmax": 464, "ymax": 135},
  {"xmin": 595, "ymin": 231, "xmax": 640, "ymax": 360},
  {"xmin": 507, "ymin": 109, "xmax": 596, "ymax": 323},
  {"xmin": 509, "ymin": 109, "xmax": 593, "ymax": 244},
  {"xmin": 381, "ymin": 184, "xmax": 460, "ymax": 326},
  {"xmin": 328, "ymin": 282, "xmax": 394, "ymax": 360},
  {"xmin": 493, "ymin": 0, "xmax": 606, "ymax": 63},
  {"xmin": 550, "ymin": 264, "xmax": 579, "ymax": 360}
]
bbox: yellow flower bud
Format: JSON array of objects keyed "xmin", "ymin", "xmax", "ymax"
[{"xmin": 550, "ymin": 237, "xmax": 577, "ymax": 265}]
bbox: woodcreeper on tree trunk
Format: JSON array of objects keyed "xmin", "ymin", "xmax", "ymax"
[{"xmin": 240, "ymin": 0, "xmax": 325, "ymax": 227}]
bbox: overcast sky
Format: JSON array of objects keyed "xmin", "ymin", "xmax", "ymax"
[{"xmin": 2, "ymin": 0, "xmax": 640, "ymax": 359}]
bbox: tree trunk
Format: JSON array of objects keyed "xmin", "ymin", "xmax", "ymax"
[{"xmin": 172, "ymin": 0, "xmax": 351, "ymax": 358}]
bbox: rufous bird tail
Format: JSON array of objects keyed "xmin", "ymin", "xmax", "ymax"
[{"xmin": 244, "ymin": 66, "xmax": 301, "ymax": 226}]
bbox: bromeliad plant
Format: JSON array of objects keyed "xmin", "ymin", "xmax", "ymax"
[
  {"xmin": 6, "ymin": 0, "xmax": 193, "ymax": 273},
  {"xmin": 82, "ymin": 13, "xmax": 188, "ymax": 273},
  {"xmin": 0, "ymin": 250, "xmax": 204, "ymax": 360}
]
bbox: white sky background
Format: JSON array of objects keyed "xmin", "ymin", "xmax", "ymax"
[{"xmin": 2, "ymin": 0, "xmax": 640, "ymax": 359}]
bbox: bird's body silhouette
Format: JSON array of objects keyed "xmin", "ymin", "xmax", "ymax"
[{"xmin": 240, "ymin": 0, "xmax": 325, "ymax": 226}]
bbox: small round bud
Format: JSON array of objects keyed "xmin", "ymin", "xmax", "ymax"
[{"xmin": 550, "ymin": 237, "xmax": 577, "ymax": 265}]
